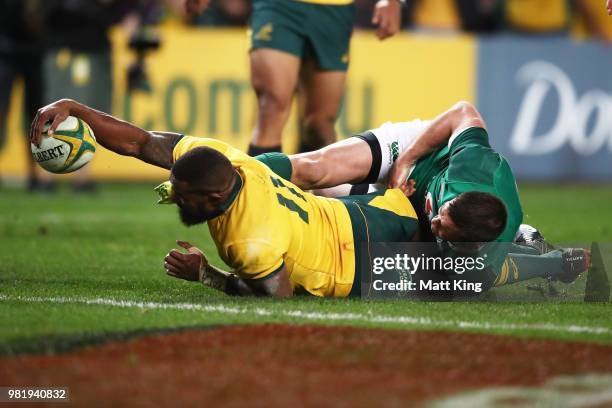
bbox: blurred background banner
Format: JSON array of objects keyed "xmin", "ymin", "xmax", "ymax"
[
  {"xmin": 1, "ymin": 27, "xmax": 610, "ymax": 182},
  {"xmin": 0, "ymin": 28, "xmax": 475, "ymax": 181},
  {"xmin": 0, "ymin": 0, "xmax": 612, "ymax": 182},
  {"xmin": 478, "ymin": 36, "xmax": 612, "ymax": 181}
]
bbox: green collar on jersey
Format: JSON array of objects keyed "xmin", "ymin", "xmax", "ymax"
[{"xmin": 217, "ymin": 172, "xmax": 243, "ymax": 214}]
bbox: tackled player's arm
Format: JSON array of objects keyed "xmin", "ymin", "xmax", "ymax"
[
  {"xmin": 207, "ymin": 264, "xmax": 293, "ymax": 297},
  {"xmin": 388, "ymin": 101, "xmax": 486, "ymax": 189},
  {"xmin": 286, "ymin": 101, "xmax": 485, "ymax": 191},
  {"xmin": 29, "ymin": 98, "xmax": 179, "ymax": 170},
  {"xmin": 165, "ymin": 241, "xmax": 293, "ymax": 297}
]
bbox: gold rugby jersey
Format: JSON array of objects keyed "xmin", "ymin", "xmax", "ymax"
[{"xmin": 173, "ymin": 136, "xmax": 356, "ymax": 297}]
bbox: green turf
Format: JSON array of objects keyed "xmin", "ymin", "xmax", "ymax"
[{"xmin": 1, "ymin": 182, "xmax": 611, "ymax": 354}]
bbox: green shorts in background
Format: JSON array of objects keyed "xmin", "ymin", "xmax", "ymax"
[{"xmin": 250, "ymin": 0, "xmax": 354, "ymax": 71}]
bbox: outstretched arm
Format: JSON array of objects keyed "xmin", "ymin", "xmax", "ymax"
[
  {"xmin": 29, "ymin": 99, "xmax": 179, "ymax": 169},
  {"xmin": 165, "ymin": 241, "xmax": 293, "ymax": 297},
  {"xmin": 388, "ymin": 101, "xmax": 485, "ymax": 192}
]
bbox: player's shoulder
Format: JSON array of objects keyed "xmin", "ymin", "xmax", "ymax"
[
  {"xmin": 222, "ymin": 173, "xmax": 286, "ymax": 232},
  {"xmin": 446, "ymin": 127, "xmax": 498, "ymax": 174},
  {"xmin": 448, "ymin": 126, "xmax": 490, "ymax": 151},
  {"xmin": 216, "ymin": 208, "xmax": 278, "ymax": 255},
  {"xmin": 173, "ymin": 135, "xmax": 253, "ymax": 166},
  {"xmin": 173, "ymin": 135, "xmax": 227, "ymax": 154}
]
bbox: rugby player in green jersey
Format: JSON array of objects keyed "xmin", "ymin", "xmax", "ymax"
[{"xmin": 258, "ymin": 101, "xmax": 590, "ymax": 292}]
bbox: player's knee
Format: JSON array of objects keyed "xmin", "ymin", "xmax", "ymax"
[
  {"xmin": 252, "ymin": 81, "xmax": 293, "ymax": 116},
  {"xmin": 260, "ymin": 91, "xmax": 293, "ymax": 116}
]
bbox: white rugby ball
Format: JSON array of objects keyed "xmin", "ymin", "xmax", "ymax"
[{"xmin": 31, "ymin": 116, "xmax": 96, "ymax": 174}]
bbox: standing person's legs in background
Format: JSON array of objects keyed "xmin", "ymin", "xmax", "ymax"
[
  {"xmin": 22, "ymin": 52, "xmax": 53, "ymax": 192},
  {"xmin": 249, "ymin": 48, "xmax": 300, "ymax": 156},
  {"xmin": 298, "ymin": 58, "xmax": 347, "ymax": 153},
  {"xmin": 0, "ymin": 56, "xmax": 16, "ymax": 187},
  {"xmin": 248, "ymin": 0, "xmax": 353, "ymax": 156},
  {"xmin": 0, "ymin": 53, "xmax": 52, "ymax": 192},
  {"xmin": 296, "ymin": 1, "xmax": 353, "ymax": 153}
]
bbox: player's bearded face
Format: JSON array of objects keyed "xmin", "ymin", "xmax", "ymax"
[
  {"xmin": 178, "ymin": 204, "xmax": 213, "ymax": 226},
  {"xmin": 176, "ymin": 193, "xmax": 222, "ymax": 225},
  {"xmin": 171, "ymin": 179, "xmax": 221, "ymax": 225}
]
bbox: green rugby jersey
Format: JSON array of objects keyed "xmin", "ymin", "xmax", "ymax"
[{"xmin": 409, "ymin": 127, "xmax": 523, "ymax": 271}]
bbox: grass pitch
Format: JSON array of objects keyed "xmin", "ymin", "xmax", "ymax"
[{"xmin": 1, "ymin": 182, "xmax": 612, "ymax": 354}]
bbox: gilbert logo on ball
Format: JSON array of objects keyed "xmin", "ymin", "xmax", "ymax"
[{"xmin": 31, "ymin": 116, "xmax": 96, "ymax": 174}]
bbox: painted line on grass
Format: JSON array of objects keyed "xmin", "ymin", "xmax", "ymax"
[{"xmin": 2, "ymin": 294, "xmax": 612, "ymax": 336}]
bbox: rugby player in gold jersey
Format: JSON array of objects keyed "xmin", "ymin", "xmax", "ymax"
[{"xmin": 30, "ymin": 98, "xmax": 420, "ymax": 298}]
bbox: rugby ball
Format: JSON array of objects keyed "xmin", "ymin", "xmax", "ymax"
[{"xmin": 31, "ymin": 116, "xmax": 96, "ymax": 174}]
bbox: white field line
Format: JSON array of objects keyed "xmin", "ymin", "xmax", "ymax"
[{"xmin": 1, "ymin": 294, "xmax": 612, "ymax": 336}]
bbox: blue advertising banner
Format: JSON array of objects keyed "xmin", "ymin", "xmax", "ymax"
[{"xmin": 477, "ymin": 36, "xmax": 612, "ymax": 181}]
